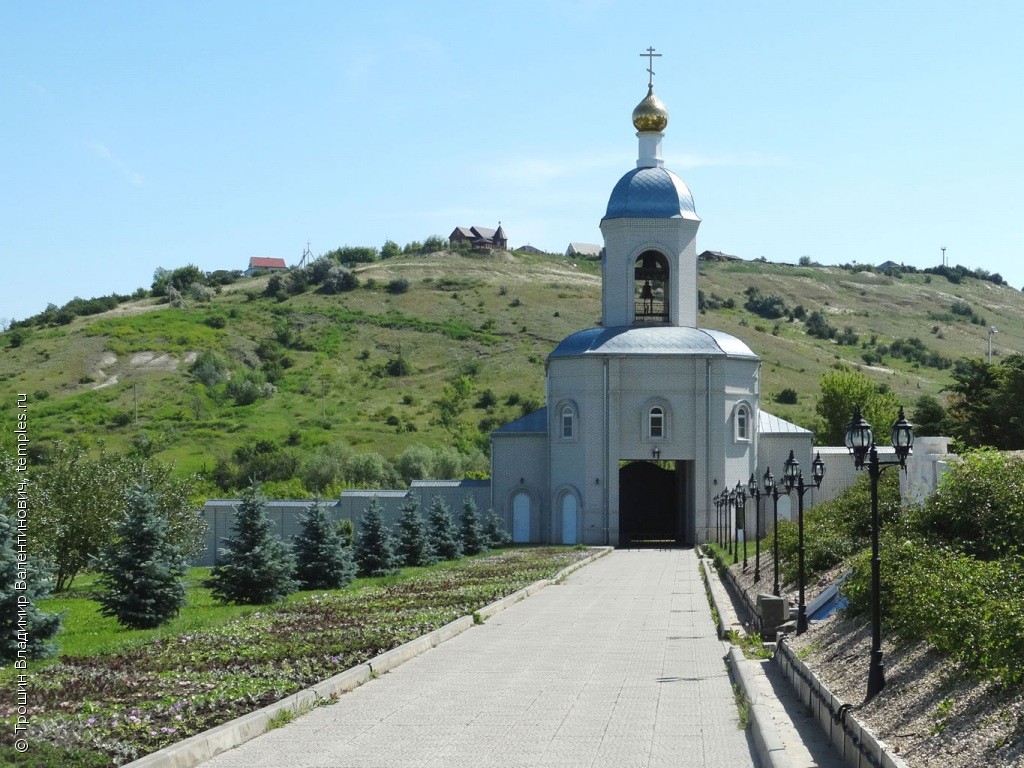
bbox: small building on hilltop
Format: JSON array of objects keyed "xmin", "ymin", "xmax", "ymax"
[
  {"xmin": 245, "ymin": 256, "xmax": 288, "ymax": 276},
  {"xmin": 566, "ymin": 242, "xmax": 603, "ymax": 259},
  {"xmin": 449, "ymin": 224, "xmax": 508, "ymax": 250}
]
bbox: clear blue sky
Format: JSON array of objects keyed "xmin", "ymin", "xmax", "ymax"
[{"xmin": 3, "ymin": 2, "xmax": 1023, "ymax": 323}]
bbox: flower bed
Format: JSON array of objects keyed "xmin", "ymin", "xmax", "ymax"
[{"xmin": 0, "ymin": 547, "xmax": 591, "ymax": 767}]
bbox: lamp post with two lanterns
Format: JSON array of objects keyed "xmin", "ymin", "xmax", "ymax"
[
  {"xmin": 844, "ymin": 406, "xmax": 914, "ymax": 701},
  {"xmin": 782, "ymin": 449, "xmax": 826, "ymax": 635}
]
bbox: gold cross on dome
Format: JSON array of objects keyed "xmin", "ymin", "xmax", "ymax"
[{"xmin": 640, "ymin": 46, "xmax": 662, "ymax": 88}]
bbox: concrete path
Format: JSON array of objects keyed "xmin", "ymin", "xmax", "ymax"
[{"xmin": 203, "ymin": 550, "xmax": 757, "ymax": 768}]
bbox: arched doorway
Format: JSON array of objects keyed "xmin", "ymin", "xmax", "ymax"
[
  {"xmin": 618, "ymin": 461, "xmax": 682, "ymax": 546},
  {"xmin": 512, "ymin": 492, "xmax": 531, "ymax": 543},
  {"xmin": 561, "ymin": 493, "xmax": 578, "ymax": 544}
]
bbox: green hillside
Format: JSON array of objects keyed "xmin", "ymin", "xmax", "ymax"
[{"xmin": 3, "ymin": 250, "xmax": 1022, "ymax": 490}]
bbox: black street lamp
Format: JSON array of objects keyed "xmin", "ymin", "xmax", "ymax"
[
  {"xmin": 845, "ymin": 406, "xmax": 914, "ymax": 701},
  {"xmin": 733, "ymin": 481, "xmax": 747, "ymax": 566},
  {"xmin": 727, "ymin": 486, "xmax": 738, "ymax": 562},
  {"xmin": 748, "ymin": 474, "xmax": 762, "ymax": 582},
  {"xmin": 763, "ymin": 467, "xmax": 781, "ymax": 596},
  {"xmin": 782, "ymin": 449, "xmax": 826, "ymax": 635},
  {"xmin": 716, "ymin": 493, "xmax": 724, "ymax": 548}
]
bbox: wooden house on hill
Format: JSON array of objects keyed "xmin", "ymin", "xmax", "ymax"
[{"xmin": 449, "ymin": 223, "xmax": 508, "ymax": 250}]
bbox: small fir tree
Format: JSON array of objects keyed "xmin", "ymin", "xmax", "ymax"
[
  {"xmin": 395, "ymin": 496, "xmax": 435, "ymax": 567},
  {"xmin": 96, "ymin": 484, "xmax": 188, "ymax": 628},
  {"xmin": 426, "ymin": 495, "xmax": 462, "ymax": 561},
  {"xmin": 483, "ymin": 509, "xmax": 512, "ymax": 549},
  {"xmin": 293, "ymin": 501, "xmax": 356, "ymax": 590},
  {"xmin": 206, "ymin": 481, "xmax": 296, "ymax": 604},
  {"xmin": 0, "ymin": 503, "xmax": 60, "ymax": 661},
  {"xmin": 459, "ymin": 495, "xmax": 487, "ymax": 556},
  {"xmin": 354, "ymin": 497, "xmax": 400, "ymax": 577}
]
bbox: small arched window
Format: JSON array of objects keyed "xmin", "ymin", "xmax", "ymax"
[
  {"xmin": 561, "ymin": 404, "xmax": 575, "ymax": 440},
  {"xmin": 649, "ymin": 406, "xmax": 665, "ymax": 439},
  {"xmin": 735, "ymin": 405, "xmax": 750, "ymax": 442}
]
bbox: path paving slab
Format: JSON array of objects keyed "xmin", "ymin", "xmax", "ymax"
[{"xmin": 201, "ymin": 549, "xmax": 758, "ymax": 768}]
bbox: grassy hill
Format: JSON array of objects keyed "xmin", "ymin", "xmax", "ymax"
[{"xmin": 3, "ymin": 250, "xmax": 1022, "ymax": 488}]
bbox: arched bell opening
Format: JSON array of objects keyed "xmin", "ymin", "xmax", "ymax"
[{"xmin": 634, "ymin": 250, "xmax": 669, "ymax": 323}]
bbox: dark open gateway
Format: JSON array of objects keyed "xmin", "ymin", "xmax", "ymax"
[{"xmin": 618, "ymin": 460, "xmax": 687, "ymax": 547}]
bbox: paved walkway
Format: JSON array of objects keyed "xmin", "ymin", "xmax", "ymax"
[{"xmin": 204, "ymin": 550, "xmax": 758, "ymax": 768}]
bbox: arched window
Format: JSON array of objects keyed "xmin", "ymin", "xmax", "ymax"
[
  {"xmin": 634, "ymin": 250, "xmax": 670, "ymax": 323},
  {"xmin": 735, "ymin": 405, "xmax": 750, "ymax": 442},
  {"xmin": 649, "ymin": 406, "xmax": 665, "ymax": 439},
  {"xmin": 560, "ymin": 404, "xmax": 574, "ymax": 440}
]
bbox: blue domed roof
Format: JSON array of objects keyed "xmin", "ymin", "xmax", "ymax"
[
  {"xmin": 549, "ymin": 326, "xmax": 758, "ymax": 360},
  {"xmin": 603, "ymin": 167, "xmax": 699, "ymax": 221}
]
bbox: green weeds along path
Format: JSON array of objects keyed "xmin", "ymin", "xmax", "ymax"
[{"xmin": 0, "ymin": 547, "xmax": 590, "ymax": 767}]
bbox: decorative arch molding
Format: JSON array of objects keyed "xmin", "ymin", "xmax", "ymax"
[
  {"xmin": 553, "ymin": 485, "xmax": 582, "ymax": 545},
  {"xmin": 641, "ymin": 396, "xmax": 673, "ymax": 442},
  {"xmin": 554, "ymin": 399, "xmax": 580, "ymax": 442},
  {"xmin": 731, "ymin": 400, "xmax": 753, "ymax": 443}
]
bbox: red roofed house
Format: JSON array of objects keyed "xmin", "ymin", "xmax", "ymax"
[{"xmin": 245, "ymin": 257, "xmax": 288, "ymax": 276}]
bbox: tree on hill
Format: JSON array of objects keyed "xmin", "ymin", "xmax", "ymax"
[
  {"xmin": 206, "ymin": 481, "xmax": 296, "ymax": 604},
  {"xmin": 293, "ymin": 500, "xmax": 356, "ymax": 590},
  {"xmin": 0, "ymin": 502, "xmax": 61, "ymax": 661},
  {"xmin": 459, "ymin": 495, "xmax": 487, "ymax": 556},
  {"xmin": 815, "ymin": 368, "xmax": 901, "ymax": 445},
  {"xmin": 95, "ymin": 484, "xmax": 188, "ymax": 629},
  {"xmin": 395, "ymin": 496, "xmax": 435, "ymax": 567},
  {"xmin": 483, "ymin": 509, "xmax": 512, "ymax": 549},
  {"xmin": 426, "ymin": 495, "xmax": 462, "ymax": 562},
  {"xmin": 354, "ymin": 497, "xmax": 400, "ymax": 577},
  {"xmin": 944, "ymin": 354, "xmax": 1024, "ymax": 449}
]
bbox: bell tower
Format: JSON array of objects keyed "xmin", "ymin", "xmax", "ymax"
[{"xmin": 600, "ymin": 48, "xmax": 701, "ymax": 329}]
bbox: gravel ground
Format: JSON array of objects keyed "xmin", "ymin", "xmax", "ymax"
[{"xmin": 725, "ymin": 558, "xmax": 1024, "ymax": 768}]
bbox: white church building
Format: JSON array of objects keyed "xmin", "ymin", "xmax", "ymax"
[{"xmin": 490, "ymin": 72, "xmax": 813, "ymax": 547}]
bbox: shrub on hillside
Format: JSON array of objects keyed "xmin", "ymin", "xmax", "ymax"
[
  {"xmin": 293, "ymin": 500, "xmax": 356, "ymax": 590},
  {"xmin": 95, "ymin": 484, "xmax": 188, "ymax": 628},
  {"xmin": 743, "ymin": 287, "xmax": 789, "ymax": 319},
  {"xmin": 354, "ymin": 497, "xmax": 400, "ymax": 577},
  {"xmin": 775, "ymin": 471, "xmax": 900, "ymax": 586},
  {"xmin": 908, "ymin": 449, "xmax": 1024, "ymax": 560},
  {"xmin": 774, "ymin": 388, "xmax": 798, "ymax": 405},
  {"xmin": 843, "ymin": 539, "xmax": 1024, "ymax": 685},
  {"xmin": 206, "ymin": 482, "xmax": 296, "ymax": 604},
  {"xmin": 804, "ymin": 310, "xmax": 837, "ymax": 340}
]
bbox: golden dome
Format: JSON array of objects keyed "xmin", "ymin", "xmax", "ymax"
[{"xmin": 632, "ymin": 85, "xmax": 669, "ymax": 132}]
